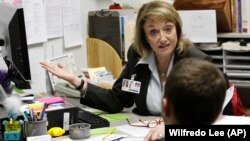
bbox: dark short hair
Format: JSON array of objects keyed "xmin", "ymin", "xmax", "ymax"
[{"xmin": 164, "ymin": 58, "xmax": 227, "ymax": 124}]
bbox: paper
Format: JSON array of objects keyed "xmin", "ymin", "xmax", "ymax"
[
  {"xmin": 62, "ymin": 0, "xmax": 83, "ymax": 48},
  {"xmin": 46, "ymin": 103, "xmax": 64, "ymax": 111},
  {"xmin": 22, "ymin": 0, "xmax": 47, "ymax": 45},
  {"xmin": 88, "ymin": 67, "xmax": 106, "ymax": 81},
  {"xmin": 222, "ymin": 41, "xmax": 250, "ymax": 52},
  {"xmin": 85, "ymin": 134, "xmax": 127, "ymax": 141},
  {"xmin": 44, "ymin": 0, "xmax": 63, "ymax": 39},
  {"xmin": 178, "ymin": 10, "xmax": 217, "ymax": 43},
  {"xmin": 116, "ymin": 124, "xmax": 150, "ymax": 137},
  {"xmin": 28, "ymin": 46, "xmax": 47, "ymax": 93},
  {"xmin": 47, "ymin": 53, "xmax": 77, "ymax": 90},
  {"xmin": 27, "ymin": 135, "xmax": 51, "ymax": 141},
  {"xmin": 214, "ymin": 115, "xmax": 250, "ymax": 125},
  {"xmin": 44, "ymin": 38, "xmax": 63, "ymax": 60},
  {"xmin": 222, "ymin": 86, "xmax": 234, "ymax": 111},
  {"xmin": 120, "ymin": 137, "xmax": 144, "ymax": 141}
]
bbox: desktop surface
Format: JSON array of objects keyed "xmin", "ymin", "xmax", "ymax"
[{"xmin": 51, "ymin": 109, "xmax": 160, "ymax": 141}]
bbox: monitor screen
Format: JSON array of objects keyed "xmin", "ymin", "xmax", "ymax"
[{"xmin": 0, "ymin": 3, "xmax": 31, "ymax": 89}]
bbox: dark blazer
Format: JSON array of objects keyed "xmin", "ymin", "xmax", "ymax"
[{"xmin": 80, "ymin": 46, "xmax": 211, "ymax": 115}]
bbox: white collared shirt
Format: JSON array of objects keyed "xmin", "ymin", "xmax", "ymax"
[{"xmin": 137, "ymin": 51, "xmax": 174, "ymax": 115}]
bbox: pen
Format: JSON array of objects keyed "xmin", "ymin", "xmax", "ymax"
[
  {"xmin": 102, "ymin": 128, "xmax": 116, "ymax": 141},
  {"xmin": 110, "ymin": 136, "xmax": 126, "ymax": 141},
  {"xmin": 39, "ymin": 103, "xmax": 47, "ymax": 121},
  {"xmin": 22, "ymin": 111, "xmax": 29, "ymax": 121}
]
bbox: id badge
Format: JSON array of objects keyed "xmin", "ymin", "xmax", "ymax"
[{"xmin": 122, "ymin": 79, "xmax": 141, "ymax": 94}]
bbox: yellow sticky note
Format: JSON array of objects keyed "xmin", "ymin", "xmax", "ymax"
[{"xmin": 28, "ymin": 102, "xmax": 44, "ymax": 109}]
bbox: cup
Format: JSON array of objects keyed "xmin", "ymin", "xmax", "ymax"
[{"xmin": 25, "ymin": 119, "xmax": 48, "ymax": 137}]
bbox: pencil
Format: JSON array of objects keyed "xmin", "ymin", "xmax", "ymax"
[{"xmin": 102, "ymin": 128, "xmax": 116, "ymax": 141}]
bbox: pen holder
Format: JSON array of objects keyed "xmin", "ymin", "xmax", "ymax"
[{"xmin": 25, "ymin": 119, "xmax": 48, "ymax": 137}]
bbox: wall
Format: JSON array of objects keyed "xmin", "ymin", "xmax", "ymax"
[
  {"xmin": 1, "ymin": 0, "xmax": 174, "ymax": 93},
  {"xmin": 43, "ymin": 0, "xmax": 157, "ymax": 71},
  {"xmin": 43, "ymin": 0, "xmax": 155, "ymax": 93},
  {"xmin": 27, "ymin": 0, "xmax": 114, "ymax": 93},
  {"xmin": 37, "ymin": 0, "xmax": 157, "ymax": 73}
]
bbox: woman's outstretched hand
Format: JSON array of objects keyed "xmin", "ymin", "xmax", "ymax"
[{"xmin": 40, "ymin": 61, "xmax": 80, "ymax": 87}]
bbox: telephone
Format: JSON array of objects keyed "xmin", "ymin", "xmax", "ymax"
[{"xmin": 54, "ymin": 82, "xmax": 80, "ymax": 98}]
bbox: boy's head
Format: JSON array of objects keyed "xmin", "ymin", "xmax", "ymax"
[{"xmin": 162, "ymin": 58, "xmax": 227, "ymax": 124}]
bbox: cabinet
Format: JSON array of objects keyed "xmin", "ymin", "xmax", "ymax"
[
  {"xmin": 198, "ymin": 33, "xmax": 250, "ymax": 88},
  {"xmin": 197, "ymin": 33, "xmax": 250, "ymax": 106}
]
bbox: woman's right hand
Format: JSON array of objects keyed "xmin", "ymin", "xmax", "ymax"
[{"xmin": 40, "ymin": 62, "xmax": 80, "ymax": 87}]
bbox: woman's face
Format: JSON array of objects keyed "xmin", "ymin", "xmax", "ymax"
[{"xmin": 143, "ymin": 19, "xmax": 178, "ymax": 58}]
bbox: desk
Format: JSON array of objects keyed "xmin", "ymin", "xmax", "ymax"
[
  {"xmin": 1, "ymin": 96, "xmax": 159, "ymax": 141},
  {"xmin": 51, "ymin": 97, "xmax": 160, "ymax": 141},
  {"xmin": 51, "ymin": 109, "xmax": 160, "ymax": 141}
]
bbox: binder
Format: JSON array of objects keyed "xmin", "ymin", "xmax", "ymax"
[{"xmin": 88, "ymin": 10, "xmax": 123, "ymax": 60}]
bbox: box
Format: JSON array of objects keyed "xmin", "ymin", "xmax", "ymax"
[
  {"xmin": 174, "ymin": 0, "xmax": 232, "ymax": 32},
  {"xmin": 44, "ymin": 102, "xmax": 78, "ymax": 133}
]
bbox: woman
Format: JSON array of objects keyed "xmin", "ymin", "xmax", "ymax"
[{"xmin": 40, "ymin": 1, "xmax": 210, "ymax": 116}]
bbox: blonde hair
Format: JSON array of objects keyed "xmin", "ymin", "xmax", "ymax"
[{"xmin": 134, "ymin": 1, "xmax": 192, "ymax": 59}]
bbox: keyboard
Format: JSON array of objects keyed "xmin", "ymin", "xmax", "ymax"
[{"xmin": 77, "ymin": 108, "xmax": 110, "ymax": 129}]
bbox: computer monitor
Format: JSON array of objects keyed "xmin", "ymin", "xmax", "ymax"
[{"xmin": 0, "ymin": 3, "xmax": 31, "ymax": 90}]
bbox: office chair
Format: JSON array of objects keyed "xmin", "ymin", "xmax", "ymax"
[{"xmin": 86, "ymin": 38, "xmax": 123, "ymax": 80}]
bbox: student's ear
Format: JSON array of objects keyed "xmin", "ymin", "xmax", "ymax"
[{"xmin": 162, "ymin": 97, "xmax": 170, "ymax": 116}]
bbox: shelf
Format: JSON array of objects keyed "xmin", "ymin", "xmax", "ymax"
[
  {"xmin": 215, "ymin": 64, "xmax": 224, "ymax": 69},
  {"xmin": 229, "ymin": 80, "xmax": 250, "ymax": 88},
  {"xmin": 211, "ymin": 55, "xmax": 223, "ymax": 59},
  {"xmin": 226, "ymin": 72, "xmax": 250, "ymax": 78},
  {"xmin": 224, "ymin": 65, "xmax": 250, "ymax": 69},
  {"xmin": 224, "ymin": 56, "xmax": 250, "ymax": 60},
  {"xmin": 198, "ymin": 33, "xmax": 250, "ymax": 88},
  {"xmin": 218, "ymin": 33, "xmax": 250, "ymax": 39},
  {"xmin": 196, "ymin": 46, "xmax": 222, "ymax": 51}
]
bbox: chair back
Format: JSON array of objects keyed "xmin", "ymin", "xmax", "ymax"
[{"xmin": 86, "ymin": 38, "xmax": 122, "ymax": 79}]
